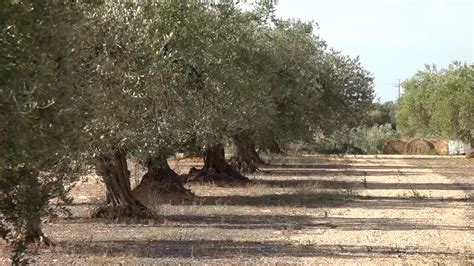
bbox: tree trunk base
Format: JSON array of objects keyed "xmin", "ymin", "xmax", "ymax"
[
  {"xmin": 185, "ymin": 144, "xmax": 251, "ymax": 185},
  {"xmin": 4, "ymin": 229, "xmax": 52, "ymax": 266},
  {"xmin": 231, "ymin": 130, "xmax": 265, "ymax": 173},
  {"xmin": 133, "ymin": 158, "xmax": 194, "ymax": 206},
  {"xmin": 229, "ymin": 156, "xmax": 266, "ymax": 173},
  {"xmin": 92, "ymin": 202, "xmax": 152, "ymax": 221},
  {"xmin": 5, "ymin": 228, "xmax": 53, "ymax": 249},
  {"xmin": 185, "ymin": 165, "xmax": 251, "ymax": 185},
  {"xmin": 92, "ymin": 150, "xmax": 153, "ymax": 221},
  {"xmin": 24, "ymin": 230, "xmax": 52, "ymax": 247}
]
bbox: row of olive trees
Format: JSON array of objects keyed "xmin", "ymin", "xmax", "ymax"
[
  {"xmin": 396, "ymin": 62, "xmax": 473, "ymax": 143},
  {"xmin": 0, "ymin": 0, "xmax": 374, "ymax": 261}
]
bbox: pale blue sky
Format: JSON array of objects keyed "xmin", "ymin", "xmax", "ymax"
[{"xmin": 275, "ymin": 0, "xmax": 473, "ymax": 102}]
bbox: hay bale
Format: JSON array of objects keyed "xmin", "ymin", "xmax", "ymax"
[
  {"xmin": 383, "ymin": 139, "xmax": 407, "ymax": 154},
  {"xmin": 429, "ymin": 139, "xmax": 449, "ymax": 155},
  {"xmin": 405, "ymin": 139, "xmax": 435, "ymax": 155}
]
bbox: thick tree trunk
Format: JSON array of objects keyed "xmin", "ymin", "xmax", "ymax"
[
  {"xmin": 132, "ymin": 156, "xmax": 194, "ymax": 205},
  {"xmin": 92, "ymin": 150, "xmax": 151, "ymax": 220},
  {"xmin": 18, "ymin": 171, "xmax": 52, "ymax": 246},
  {"xmin": 141, "ymin": 157, "xmax": 189, "ymax": 191},
  {"xmin": 22, "ymin": 216, "xmax": 51, "ymax": 246},
  {"xmin": 230, "ymin": 130, "xmax": 264, "ymax": 173},
  {"xmin": 186, "ymin": 144, "xmax": 250, "ymax": 184}
]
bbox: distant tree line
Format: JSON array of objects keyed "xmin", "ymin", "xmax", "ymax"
[
  {"xmin": 396, "ymin": 62, "xmax": 473, "ymax": 143},
  {"xmin": 315, "ymin": 62, "xmax": 473, "ymax": 155}
]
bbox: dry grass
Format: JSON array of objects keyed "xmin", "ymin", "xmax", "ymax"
[{"xmin": 1, "ymin": 155, "xmax": 473, "ymax": 264}]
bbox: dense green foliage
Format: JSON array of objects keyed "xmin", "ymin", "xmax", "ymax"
[
  {"xmin": 366, "ymin": 101, "xmax": 396, "ymax": 129},
  {"xmin": 0, "ymin": 1, "xmax": 86, "ymax": 263},
  {"xmin": 254, "ymin": 22, "xmax": 375, "ymax": 151},
  {"xmin": 313, "ymin": 124, "xmax": 398, "ymax": 155},
  {"xmin": 73, "ymin": 1, "xmax": 277, "ymax": 160},
  {"xmin": 353, "ymin": 124, "xmax": 399, "ymax": 154},
  {"xmin": 396, "ymin": 62, "xmax": 473, "ymax": 142},
  {"xmin": 312, "ymin": 100, "xmax": 397, "ymax": 155},
  {"xmin": 0, "ymin": 0, "xmax": 375, "ymax": 262}
]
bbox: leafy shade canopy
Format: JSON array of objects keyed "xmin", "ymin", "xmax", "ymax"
[{"xmin": 75, "ymin": 1, "xmax": 277, "ymax": 161}]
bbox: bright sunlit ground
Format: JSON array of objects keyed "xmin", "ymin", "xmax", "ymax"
[{"xmin": 1, "ymin": 155, "xmax": 472, "ymax": 264}]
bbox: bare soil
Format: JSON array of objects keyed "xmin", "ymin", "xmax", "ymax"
[{"xmin": 1, "ymin": 155, "xmax": 473, "ymax": 265}]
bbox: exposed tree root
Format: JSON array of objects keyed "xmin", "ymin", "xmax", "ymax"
[
  {"xmin": 185, "ymin": 144, "xmax": 251, "ymax": 185},
  {"xmin": 133, "ymin": 157, "xmax": 194, "ymax": 206}
]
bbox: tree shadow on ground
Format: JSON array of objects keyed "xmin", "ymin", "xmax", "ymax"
[
  {"xmin": 196, "ymin": 193, "xmax": 470, "ymax": 209},
  {"xmin": 405, "ymin": 159, "xmax": 474, "ymax": 191},
  {"xmin": 263, "ymin": 164, "xmax": 422, "ymax": 170},
  {"xmin": 161, "ymin": 214, "xmax": 472, "ymax": 231},
  {"xmin": 393, "ymin": 157, "xmax": 464, "ymax": 160},
  {"xmin": 258, "ymin": 179, "xmax": 472, "ymax": 191},
  {"xmin": 258, "ymin": 168, "xmax": 422, "ymax": 177},
  {"xmin": 54, "ymin": 211, "xmax": 472, "ymax": 231},
  {"xmin": 62, "ymin": 191, "xmax": 471, "ymax": 213},
  {"xmin": 57, "ymin": 239, "xmax": 471, "ymax": 259}
]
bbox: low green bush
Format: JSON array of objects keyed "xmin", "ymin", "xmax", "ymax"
[{"xmin": 314, "ymin": 124, "xmax": 399, "ymax": 154}]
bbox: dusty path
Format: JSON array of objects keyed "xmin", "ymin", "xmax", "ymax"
[{"xmin": 1, "ymin": 155, "xmax": 472, "ymax": 264}]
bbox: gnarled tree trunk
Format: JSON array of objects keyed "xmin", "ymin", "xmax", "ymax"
[
  {"xmin": 230, "ymin": 130, "xmax": 264, "ymax": 173},
  {"xmin": 92, "ymin": 150, "xmax": 151, "ymax": 220},
  {"xmin": 133, "ymin": 156, "xmax": 194, "ymax": 205},
  {"xmin": 186, "ymin": 144, "xmax": 250, "ymax": 184}
]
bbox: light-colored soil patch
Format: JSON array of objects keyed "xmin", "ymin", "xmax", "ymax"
[{"xmin": 1, "ymin": 155, "xmax": 472, "ymax": 264}]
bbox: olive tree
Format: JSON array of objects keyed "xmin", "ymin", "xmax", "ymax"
[
  {"xmin": 397, "ymin": 62, "xmax": 473, "ymax": 142},
  {"xmin": 187, "ymin": 3, "xmax": 276, "ymax": 180},
  {"xmin": 144, "ymin": 2, "xmax": 277, "ymax": 182},
  {"xmin": 232, "ymin": 18, "xmax": 374, "ymax": 167},
  {"xmin": 74, "ymin": 1, "xmax": 277, "ymax": 217},
  {"xmin": 74, "ymin": 1, "xmax": 212, "ymax": 218},
  {"xmin": 0, "ymin": 0, "xmax": 86, "ymax": 262}
]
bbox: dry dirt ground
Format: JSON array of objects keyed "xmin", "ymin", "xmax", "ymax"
[{"xmin": 1, "ymin": 155, "xmax": 473, "ymax": 265}]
